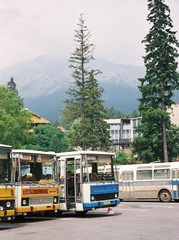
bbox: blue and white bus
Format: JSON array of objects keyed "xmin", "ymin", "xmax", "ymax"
[
  {"xmin": 100, "ymin": 162, "xmax": 179, "ymax": 202},
  {"xmin": 55, "ymin": 151, "xmax": 120, "ymax": 216}
]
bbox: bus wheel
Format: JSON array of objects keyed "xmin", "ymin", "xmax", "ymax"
[
  {"xmin": 159, "ymin": 190, "xmax": 172, "ymax": 202},
  {"xmin": 76, "ymin": 211, "xmax": 88, "ymax": 217}
]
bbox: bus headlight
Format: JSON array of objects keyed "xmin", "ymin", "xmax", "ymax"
[
  {"xmin": 53, "ymin": 197, "xmax": 58, "ymax": 203},
  {"xmin": 21, "ymin": 198, "xmax": 29, "ymax": 206},
  {"xmin": 91, "ymin": 196, "xmax": 95, "ymax": 201},
  {"xmin": 6, "ymin": 201, "xmax": 11, "ymax": 208},
  {"xmin": 114, "ymin": 194, "xmax": 118, "ymax": 198},
  {"xmin": 22, "ymin": 199, "xmax": 27, "ymax": 205},
  {"xmin": 0, "ymin": 206, "xmax": 4, "ymax": 211}
]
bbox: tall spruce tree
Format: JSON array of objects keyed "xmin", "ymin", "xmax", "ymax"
[
  {"xmin": 132, "ymin": 0, "xmax": 179, "ymax": 162},
  {"xmin": 7, "ymin": 77, "xmax": 17, "ymax": 91},
  {"xmin": 62, "ymin": 14, "xmax": 110, "ymax": 150}
]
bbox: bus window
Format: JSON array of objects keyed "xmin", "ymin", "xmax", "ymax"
[
  {"xmin": 154, "ymin": 169, "xmax": 170, "ymax": 179},
  {"xmin": 0, "ymin": 159, "xmax": 8, "ymax": 182},
  {"xmin": 129, "ymin": 171, "xmax": 133, "ymax": 180},
  {"xmin": 136, "ymin": 170, "xmax": 152, "ymax": 180},
  {"xmin": 172, "ymin": 169, "xmax": 176, "ymax": 179},
  {"xmin": 121, "ymin": 171, "xmax": 133, "ymax": 181}
]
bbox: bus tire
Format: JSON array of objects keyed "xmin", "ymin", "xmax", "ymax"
[
  {"xmin": 76, "ymin": 211, "xmax": 88, "ymax": 217},
  {"xmin": 159, "ymin": 189, "xmax": 172, "ymax": 202}
]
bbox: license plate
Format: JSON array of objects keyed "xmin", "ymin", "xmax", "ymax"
[
  {"xmin": 104, "ymin": 201, "xmax": 110, "ymax": 205},
  {"xmin": 37, "ymin": 206, "xmax": 46, "ymax": 210}
]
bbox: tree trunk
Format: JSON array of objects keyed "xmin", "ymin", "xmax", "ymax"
[
  {"xmin": 162, "ymin": 99, "xmax": 168, "ymax": 163},
  {"xmin": 162, "ymin": 119, "xmax": 168, "ymax": 162}
]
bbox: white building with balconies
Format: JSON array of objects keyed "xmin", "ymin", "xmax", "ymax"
[{"xmin": 105, "ymin": 117, "xmax": 141, "ymax": 150}]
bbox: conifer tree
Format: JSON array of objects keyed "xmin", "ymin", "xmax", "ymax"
[
  {"xmin": 7, "ymin": 77, "xmax": 17, "ymax": 91},
  {"xmin": 132, "ymin": 0, "xmax": 179, "ymax": 162},
  {"xmin": 62, "ymin": 14, "xmax": 110, "ymax": 150}
]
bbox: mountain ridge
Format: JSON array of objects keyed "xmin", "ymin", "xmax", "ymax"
[{"xmin": 0, "ymin": 55, "xmax": 159, "ymax": 121}]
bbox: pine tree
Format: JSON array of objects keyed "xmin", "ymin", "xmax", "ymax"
[
  {"xmin": 133, "ymin": 0, "xmax": 179, "ymax": 162},
  {"xmin": 62, "ymin": 14, "xmax": 110, "ymax": 150},
  {"xmin": 82, "ymin": 70, "xmax": 110, "ymax": 150},
  {"xmin": 7, "ymin": 77, "xmax": 17, "ymax": 91}
]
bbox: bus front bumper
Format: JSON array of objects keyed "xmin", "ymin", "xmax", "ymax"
[
  {"xmin": 83, "ymin": 199, "xmax": 120, "ymax": 211},
  {"xmin": 0, "ymin": 209, "xmax": 15, "ymax": 221}
]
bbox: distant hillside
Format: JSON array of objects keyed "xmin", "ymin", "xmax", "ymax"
[
  {"xmin": 24, "ymin": 81, "xmax": 141, "ymax": 122},
  {"xmin": 2, "ymin": 55, "xmax": 178, "ymax": 121}
]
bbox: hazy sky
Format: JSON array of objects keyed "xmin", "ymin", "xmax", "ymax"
[{"xmin": 0, "ymin": 0, "xmax": 179, "ymax": 70}]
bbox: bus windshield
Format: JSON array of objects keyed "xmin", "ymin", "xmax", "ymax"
[
  {"xmin": 12, "ymin": 150, "xmax": 56, "ymax": 183},
  {"xmin": 20, "ymin": 162, "xmax": 53, "ymax": 182},
  {"xmin": 81, "ymin": 153, "xmax": 115, "ymax": 182},
  {"xmin": 0, "ymin": 153, "xmax": 10, "ymax": 183}
]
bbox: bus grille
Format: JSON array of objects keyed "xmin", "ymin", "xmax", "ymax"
[
  {"xmin": 93, "ymin": 193, "xmax": 118, "ymax": 201},
  {"xmin": 29, "ymin": 197, "xmax": 53, "ymax": 205},
  {"xmin": 94, "ymin": 193, "xmax": 115, "ymax": 201}
]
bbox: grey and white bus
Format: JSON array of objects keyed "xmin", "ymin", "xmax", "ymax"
[{"xmin": 99, "ymin": 162, "xmax": 179, "ymax": 202}]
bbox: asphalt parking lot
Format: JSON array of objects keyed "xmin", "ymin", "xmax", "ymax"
[{"xmin": 1, "ymin": 201, "xmax": 179, "ymax": 240}]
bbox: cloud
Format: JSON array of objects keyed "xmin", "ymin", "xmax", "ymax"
[{"xmin": 0, "ymin": 0, "xmax": 178, "ymax": 70}]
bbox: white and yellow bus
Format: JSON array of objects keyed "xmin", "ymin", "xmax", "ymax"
[
  {"xmin": 0, "ymin": 144, "xmax": 15, "ymax": 221},
  {"xmin": 100, "ymin": 162, "xmax": 179, "ymax": 202},
  {"xmin": 54, "ymin": 151, "xmax": 120, "ymax": 216},
  {"xmin": 12, "ymin": 149, "xmax": 60, "ymax": 218}
]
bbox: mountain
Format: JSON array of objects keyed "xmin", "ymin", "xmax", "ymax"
[{"xmin": 0, "ymin": 56, "xmax": 148, "ymax": 121}]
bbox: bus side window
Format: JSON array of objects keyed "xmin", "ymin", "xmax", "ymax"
[
  {"xmin": 172, "ymin": 169, "xmax": 176, "ymax": 179},
  {"xmin": 137, "ymin": 170, "xmax": 152, "ymax": 180},
  {"xmin": 154, "ymin": 169, "xmax": 170, "ymax": 179},
  {"xmin": 121, "ymin": 171, "xmax": 133, "ymax": 181},
  {"xmin": 122, "ymin": 172, "xmax": 125, "ymax": 180},
  {"xmin": 130, "ymin": 171, "xmax": 133, "ymax": 180}
]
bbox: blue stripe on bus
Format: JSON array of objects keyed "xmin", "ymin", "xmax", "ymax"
[
  {"xmin": 118, "ymin": 180, "xmax": 172, "ymax": 187},
  {"xmin": 173, "ymin": 191, "xmax": 176, "ymax": 198},
  {"xmin": 90, "ymin": 183, "xmax": 119, "ymax": 195},
  {"xmin": 172, "ymin": 180, "xmax": 179, "ymax": 185},
  {"xmin": 83, "ymin": 199, "xmax": 120, "ymax": 210}
]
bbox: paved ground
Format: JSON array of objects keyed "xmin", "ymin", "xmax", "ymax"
[{"xmin": 0, "ymin": 200, "xmax": 179, "ymax": 240}]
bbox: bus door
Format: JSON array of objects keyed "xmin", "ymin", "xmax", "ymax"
[
  {"xmin": 57, "ymin": 158, "xmax": 66, "ymax": 212},
  {"xmin": 120, "ymin": 170, "xmax": 134, "ymax": 199},
  {"xmin": 172, "ymin": 168, "xmax": 179, "ymax": 199},
  {"xmin": 66, "ymin": 158, "xmax": 81, "ymax": 211}
]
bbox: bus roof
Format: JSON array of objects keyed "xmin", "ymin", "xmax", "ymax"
[
  {"xmin": 56, "ymin": 151, "xmax": 115, "ymax": 157},
  {"xmin": 0, "ymin": 144, "xmax": 12, "ymax": 149},
  {"xmin": 116, "ymin": 162, "xmax": 179, "ymax": 170},
  {"xmin": 12, "ymin": 149, "xmax": 56, "ymax": 156}
]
